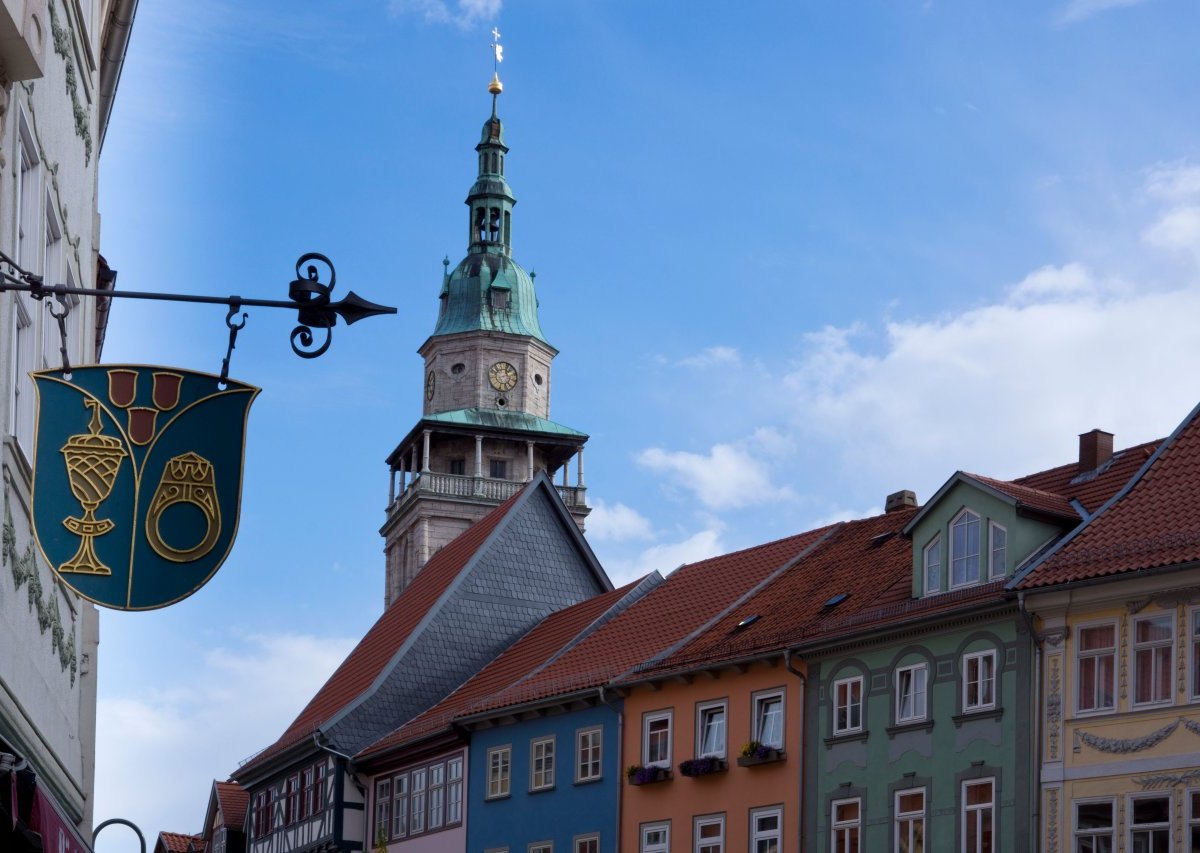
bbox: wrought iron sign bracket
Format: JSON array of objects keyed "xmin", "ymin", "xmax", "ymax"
[{"xmin": 0, "ymin": 251, "xmax": 395, "ymax": 370}]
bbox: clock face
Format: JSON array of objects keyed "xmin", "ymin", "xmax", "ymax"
[
  {"xmin": 489, "ymin": 361, "xmax": 518, "ymax": 392},
  {"xmin": 425, "ymin": 370, "xmax": 435, "ymax": 401}
]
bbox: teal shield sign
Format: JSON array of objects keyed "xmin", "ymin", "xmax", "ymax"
[{"xmin": 30, "ymin": 366, "xmax": 259, "ymax": 610}]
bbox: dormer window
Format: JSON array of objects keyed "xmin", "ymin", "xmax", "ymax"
[
  {"xmin": 923, "ymin": 536, "xmax": 942, "ymax": 595},
  {"xmin": 950, "ymin": 509, "xmax": 981, "ymax": 587},
  {"xmin": 989, "ymin": 522, "xmax": 1007, "ymax": 579},
  {"xmin": 491, "ymin": 289, "xmax": 509, "ymax": 310}
]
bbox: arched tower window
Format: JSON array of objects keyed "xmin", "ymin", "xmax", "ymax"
[
  {"xmin": 499, "ymin": 154, "xmax": 504, "ymax": 175},
  {"xmin": 490, "ymin": 152, "xmax": 498, "ymax": 173},
  {"xmin": 479, "ymin": 153, "xmax": 485, "ymax": 173},
  {"xmin": 488, "ymin": 208, "xmax": 501, "ymax": 242},
  {"xmin": 475, "ymin": 207, "xmax": 488, "ymax": 243},
  {"xmin": 503, "ymin": 211, "xmax": 511, "ymax": 246}
]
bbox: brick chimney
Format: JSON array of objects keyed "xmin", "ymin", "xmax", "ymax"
[
  {"xmin": 1079, "ymin": 429, "xmax": 1114, "ymax": 473},
  {"xmin": 885, "ymin": 490, "xmax": 917, "ymax": 513}
]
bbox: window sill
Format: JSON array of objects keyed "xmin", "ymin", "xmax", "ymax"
[
  {"xmin": 678, "ymin": 757, "xmax": 727, "ymax": 777},
  {"xmin": 626, "ymin": 766, "xmax": 672, "ymax": 786},
  {"xmin": 886, "ymin": 719, "xmax": 934, "ymax": 738},
  {"xmin": 736, "ymin": 749, "xmax": 785, "ymax": 767},
  {"xmin": 953, "ymin": 707, "xmax": 1003, "ymax": 727},
  {"xmin": 824, "ymin": 730, "xmax": 868, "ymax": 747},
  {"xmin": 528, "ymin": 785, "xmax": 555, "ymax": 794},
  {"xmin": 573, "ymin": 776, "xmax": 603, "ymax": 786},
  {"xmin": 483, "ymin": 793, "xmax": 511, "ymax": 802}
]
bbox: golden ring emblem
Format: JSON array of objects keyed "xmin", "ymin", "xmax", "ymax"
[{"xmin": 144, "ymin": 451, "xmax": 222, "ymax": 562}]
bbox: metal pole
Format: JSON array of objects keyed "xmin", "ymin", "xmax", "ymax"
[{"xmin": 93, "ymin": 818, "xmax": 147, "ymax": 853}]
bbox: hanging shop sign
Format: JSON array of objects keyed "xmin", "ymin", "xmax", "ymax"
[
  {"xmin": 1, "ymin": 252, "xmax": 396, "ymax": 611},
  {"xmin": 31, "ymin": 366, "xmax": 258, "ymax": 610}
]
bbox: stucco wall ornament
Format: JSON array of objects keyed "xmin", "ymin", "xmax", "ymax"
[
  {"xmin": 1076, "ymin": 719, "xmax": 1179, "ymax": 754},
  {"xmin": 1047, "ymin": 655, "xmax": 1062, "ymax": 761},
  {"xmin": 46, "ymin": 0, "xmax": 92, "ymax": 164},
  {"xmin": 1046, "ymin": 788, "xmax": 1059, "ymax": 853},
  {"xmin": 3, "ymin": 496, "xmax": 78, "ymax": 683},
  {"xmin": 1132, "ymin": 768, "xmax": 1200, "ymax": 790},
  {"xmin": 1183, "ymin": 717, "xmax": 1200, "ymax": 736}
]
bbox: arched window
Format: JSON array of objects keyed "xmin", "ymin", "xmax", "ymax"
[
  {"xmin": 490, "ymin": 152, "xmax": 498, "ymax": 172},
  {"xmin": 950, "ymin": 509, "xmax": 981, "ymax": 587},
  {"xmin": 475, "ymin": 207, "xmax": 487, "ymax": 242},
  {"xmin": 503, "ymin": 211, "xmax": 511, "ymax": 245},
  {"xmin": 488, "ymin": 208, "xmax": 501, "ymax": 241}
]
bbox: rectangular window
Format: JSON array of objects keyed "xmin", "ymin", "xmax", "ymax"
[
  {"xmin": 895, "ymin": 665, "xmax": 928, "ymax": 723},
  {"xmin": 753, "ymin": 691, "xmax": 784, "ymax": 750},
  {"xmin": 531, "ymin": 736, "xmax": 556, "ymax": 791},
  {"xmin": 644, "ymin": 711, "xmax": 672, "ymax": 767},
  {"xmin": 449, "ymin": 458, "xmax": 466, "ymax": 475},
  {"xmin": 300, "ymin": 768, "xmax": 313, "ymax": 819},
  {"xmin": 410, "ymin": 767, "xmax": 426, "ymax": 834},
  {"xmin": 574, "ymin": 836, "xmax": 599, "ymax": 853},
  {"xmin": 1073, "ymin": 800, "xmax": 1113, "ymax": 853},
  {"xmin": 697, "ymin": 701, "xmax": 727, "ymax": 758},
  {"xmin": 833, "ymin": 677, "xmax": 863, "ymax": 734},
  {"xmin": 923, "ymin": 537, "xmax": 942, "ymax": 595},
  {"xmin": 751, "ymin": 807, "xmax": 781, "ymax": 853},
  {"xmin": 446, "ymin": 757, "xmax": 463, "ymax": 825},
  {"xmin": 951, "ymin": 510, "xmax": 982, "ymax": 587},
  {"xmin": 529, "ymin": 844, "xmax": 552, "ymax": 853},
  {"xmin": 487, "ymin": 746, "xmax": 511, "ymax": 799},
  {"xmin": 392, "ymin": 773, "xmax": 409, "ymax": 838},
  {"xmin": 1077, "ymin": 623, "xmax": 1116, "ymax": 713},
  {"xmin": 428, "ymin": 763, "xmax": 445, "ymax": 830},
  {"xmin": 1189, "ymin": 790, "xmax": 1200, "ymax": 852},
  {"xmin": 314, "ymin": 763, "xmax": 326, "ymax": 811},
  {"xmin": 285, "ymin": 775, "xmax": 300, "ymax": 825},
  {"xmin": 641, "ymin": 823, "xmax": 670, "ymax": 853},
  {"xmin": 831, "ymin": 799, "xmax": 860, "ymax": 853},
  {"xmin": 962, "ymin": 651, "xmax": 996, "ymax": 711},
  {"xmin": 576, "ymin": 727, "xmax": 602, "ymax": 782},
  {"xmin": 373, "ymin": 779, "xmax": 391, "ymax": 843},
  {"xmin": 694, "ymin": 814, "xmax": 725, "ymax": 853},
  {"xmin": 1133, "ymin": 614, "xmax": 1174, "ymax": 705},
  {"xmin": 895, "ymin": 789, "xmax": 924, "ymax": 853},
  {"xmin": 962, "ymin": 780, "xmax": 994, "ymax": 853},
  {"xmin": 1128, "ymin": 795, "xmax": 1170, "ymax": 852},
  {"xmin": 989, "ymin": 522, "xmax": 1007, "ymax": 579},
  {"xmin": 1192, "ymin": 610, "xmax": 1200, "ymax": 699},
  {"xmin": 490, "ymin": 458, "xmax": 508, "ymax": 479},
  {"xmin": 252, "ymin": 791, "xmax": 270, "ymax": 838}
]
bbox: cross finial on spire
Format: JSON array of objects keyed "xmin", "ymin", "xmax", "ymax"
[{"xmin": 491, "ymin": 28, "xmax": 503, "ymax": 69}]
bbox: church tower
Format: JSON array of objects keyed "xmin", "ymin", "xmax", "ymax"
[{"xmin": 380, "ymin": 70, "xmax": 590, "ymax": 607}]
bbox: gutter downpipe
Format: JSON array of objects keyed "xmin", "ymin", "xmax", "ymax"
[
  {"xmin": 599, "ymin": 686, "xmax": 623, "ymax": 853},
  {"xmin": 1017, "ymin": 592, "xmax": 1043, "ymax": 853},
  {"xmin": 313, "ymin": 733, "xmax": 363, "ymax": 853},
  {"xmin": 785, "ymin": 650, "xmax": 806, "ymax": 853}
]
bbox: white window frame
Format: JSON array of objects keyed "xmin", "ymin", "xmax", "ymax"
[
  {"xmin": 696, "ymin": 700, "xmax": 727, "ymax": 759},
  {"xmin": 1132, "ymin": 612, "xmax": 1174, "ymax": 707},
  {"xmin": 641, "ymin": 822, "xmax": 670, "ymax": 853},
  {"xmin": 962, "ymin": 650, "xmax": 996, "ymax": 712},
  {"xmin": 988, "ymin": 521, "xmax": 1007, "ymax": 579},
  {"xmin": 1075, "ymin": 620, "xmax": 1117, "ymax": 714},
  {"xmin": 833, "ymin": 676, "xmax": 864, "ymax": 735},
  {"xmin": 693, "ymin": 813, "xmax": 725, "ymax": 853},
  {"xmin": 894, "ymin": 788, "xmax": 924, "ymax": 853},
  {"xmin": 410, "ymin": 766, "xmax": 426, "ymax": 834},
  {"xmin": 895, "ymin": 664, "xmax": 928, "ymax": 724},
  {"xmin": 923, "ymin": 535, "xmax": 942, "ymax": 595},
  {"xmin": 950, "ymin": 508, "xmax": 982, "ymax": 588},
  {"xmin": 750, "ymin": 806, "xmax": 782, "ymax": 853},
  {"xmin": 1189, "ymin": 789, "xmax": 1200, "ymax": 851},
  {"xmin": 373, "ymin": 779, "xmax": 390, "ymax": 844},
  {"xmin": 752, "ymin": 689, "xmax": 785, "ymax": 750},
  {"xmin": 528, "ymin": 843, "xmax": 552, "ymax": 853},
  {"xmin": 576, "ymin": 726, "xmax": 602, "ymax": 782},
  {"xmin": 446, "ymin": 756, "xmax": 463, "ymax": 826},
  {"xmin": 486, "ymin": 745, "xmax": 511, "ymax": 799},
  {"xmin": 961, "ymin": 779, "xmax": 994, "ymax": 853},
  {"xmin": 1071, "ymin": 798, "xmax": 1114, "ymax": 853},
  {"xmin": 391, "ymin": 772, "xmax": 408, "ymax": 839},
  {"xmin": 16, "ymin": 108, "xmax": 41, "ymax": 274},
  {"xmin": 1189, "ymin": 607, "xmax": 1200, "ymax": 701},
  {"xmin": 1127, "ymin": 793, "xmax": 1171, "ymax": 852},
  {"xmin": 428, "ymin": 762, "xmax": 445, "ymax": 830},
  {"xmin": 10, "ymin": 297, "xmax": 35, "ymax": 455},
  {"xmin": 530, "ymin": 735, "xmax": 555, "ymax": 791},
  {"xmin": 643, "ymin": 710, "xmax": 672, "ymax": 767},
  {"xmin": 573, "ymin": 834, "xmax": 600, "ymax": 853},
  {"xmin": 830, "ymin": 798, "xmax": 860, "ymax": 853}
]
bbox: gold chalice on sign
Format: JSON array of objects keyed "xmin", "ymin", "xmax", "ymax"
[{"xmin": 59, "ymin": 399, "xmax": 127, "ymax": 575}]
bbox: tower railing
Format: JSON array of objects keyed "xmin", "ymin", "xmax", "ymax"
[{"xmin": 389, "ymin": 471, "xmax": 587, "ymax": 514}]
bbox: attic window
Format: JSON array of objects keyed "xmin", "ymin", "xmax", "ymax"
[
  {"xmin": 492, "ymin": 289, "xmax": 509, "ymax": 310},
  {"xmin": 735, "ymin": 615, "xmax": 760, "ymax": 630},
  {"xmin": 824, "ymin": 593, "xmax": 849, "ymax": 610}
]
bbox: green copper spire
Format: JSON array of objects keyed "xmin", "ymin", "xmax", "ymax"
[{"xmin": 431, "ymin": 74, "xmax": 548, "ymax": 344}]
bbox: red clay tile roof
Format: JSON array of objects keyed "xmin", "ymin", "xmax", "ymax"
[
  {"xmin": 157, "ymin": 833, "xmax": 202, "ymax": 853},
  {"xmin": 357, "ymin": 578, "xmax": 648, "ymax": 759},
  {"xmin": 1012, "ymin": 439, "xmax": 1161, "ymax": 515},
  {"xmin": 964, "ymin": 474, "xmax": 1078, "ymax": 520},
  {"xmin": 459, "ymin": 525, "xmax": 838, "ymax": 716},
  {"xmin": 214, "ymin": 781, "xmax": 248, "ymax": 829},
  {"xmin": 1018, "ymin": 410, "xmax": 1200, "ymax": 589},
  {"xmin": 238, "ymin": 488, "xmax": 526, "ymax": 774},
  {"xmin": 633, "ymin": 510, "xmax": 918, "ymax": 675}
]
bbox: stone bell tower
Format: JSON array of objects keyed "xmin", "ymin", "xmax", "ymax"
[{"xmin": 379, "ymin": 71, "xmax": 590, "ymax": 607}]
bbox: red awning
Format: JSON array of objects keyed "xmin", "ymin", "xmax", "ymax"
[{"xmin": 30, "ymin": 783, "xmax": 91, "ymax": 853}]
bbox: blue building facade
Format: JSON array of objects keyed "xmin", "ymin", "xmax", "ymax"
[{"xmin": 466, "ymin": 703, "xmax": 621, "ymax": 853}]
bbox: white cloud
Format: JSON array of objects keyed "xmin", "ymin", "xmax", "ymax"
[
  {"xmin": 679, "ymin": 346, "xmax": 742, "ymax": 368},
  {"xmin": 1143, "ymin": 206, "xmax": 1200, "ymax": 259},
  {"xmin": 637, "ymin": 436, "xmax": 795, "ymax": 510},
  {"xmin": 1145, "ymin": 162, "xmax": 1200, "ymax": 200},
  {"xmin": 1056, "ymin": 0, "xmax": 1150, "ymax": 25},
  {"xmin": 588, "ymin": 499, "xmax": 655, "ymax": 542},
  {"xmin": 602, "ymin": 527, "xmax": 726, "ymax": 586},
  {"xmin": 1008, "ymin": 262, "xmax": 1097, "ymax": 303},
  {"xmin": 389, "ymin": 0, "xmax": 500, "ymax": 27},
  {"xmin": 94, "ymin": 633, "xmax": 355, "ymax": 852}
]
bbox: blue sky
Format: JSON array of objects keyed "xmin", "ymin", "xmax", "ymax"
[{"xmin": 91, "ymin": 0, "xmax": 1200, "ymax": 846}]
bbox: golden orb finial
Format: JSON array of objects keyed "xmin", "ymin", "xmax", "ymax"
[{"xmin": 488, "ymin": 72, "xmax": 503, "ymax": 95}]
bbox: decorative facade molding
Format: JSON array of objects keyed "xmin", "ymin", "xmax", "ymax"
[
  {"xmin": 1042, "ymin": 628, "xmax": 1068, "ymax": 648},
  {"xmin": 1075, "ymin": 717, "xmax": 1200, "ymax": 754},
  {"xmin": 1046, "ymin": 654, "xmax": 1062, "ymax": 761},
  {"xmin": 46, "ymin": 0, "xmax": 92, "ymax": 164},
  {"xmin": 1045, "ymin": 787, "xmax": 1059, "ymax": 853},
  {"xmin": 2, "ymin": 496, "xmax": 78, "ymax": 684},
  {"xmin": 1132, "ymin": 768, "xmax": 1200, "ymax": 790}
]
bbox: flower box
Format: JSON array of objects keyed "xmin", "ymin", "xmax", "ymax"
[
  {"xmin": 736, "ymin": 747, "xmax": 785, "ymax": 767},
  {"xmin": 678, "ymin": 757, "xmax": 728, "ymax": 777},
  {"xmin": 626, "ymin": 765, "xmax": 672, "ymax": 786}
]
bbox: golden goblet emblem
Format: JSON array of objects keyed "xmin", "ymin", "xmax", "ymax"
[{"xmin": 58, "ymin": 399, "xmax": 127, "ymax": 576}]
